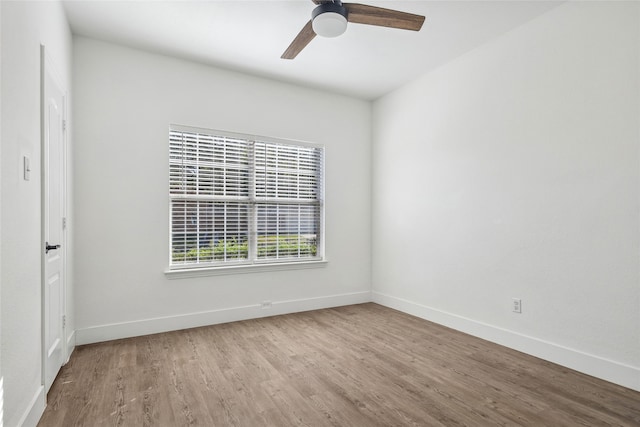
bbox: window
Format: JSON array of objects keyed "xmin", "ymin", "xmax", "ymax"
[{"xmin": 169, "ymin": 126, "xmax": 324, "ymax": 270}]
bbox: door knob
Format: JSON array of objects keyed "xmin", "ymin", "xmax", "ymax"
[{"xmin": 45, "ymin": 242, "xmax": 61, "ymax": 254}]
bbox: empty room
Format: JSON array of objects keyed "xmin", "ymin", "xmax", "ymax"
[{"xmin": 1, "ymin": 0, "xmax": 639, "ymax": 426}]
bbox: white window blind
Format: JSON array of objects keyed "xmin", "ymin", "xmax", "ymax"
[{"xmin": 169, "ymin": 126, "xmax": 323, "ymax": 268}]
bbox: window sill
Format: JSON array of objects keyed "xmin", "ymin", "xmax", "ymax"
[{"xmin": 164, "ymin": 259, "xmax": 328, "ymax": 280}]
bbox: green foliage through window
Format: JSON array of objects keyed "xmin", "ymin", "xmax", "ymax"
[{"xmin": 172, "ymin": 235, "xmax": 317, "ymax": 264}]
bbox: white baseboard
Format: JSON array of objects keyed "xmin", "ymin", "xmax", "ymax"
[
  {"xmin": 75, "ymin": 290, "xmax": 640, "ymax": 392},
  {"xmin": 76, "ymin": 291, "xmax": 371, "ymax": 345},
  {"xmin": 65, "ymin": 330, "xmax": 76, "ymax": 363},
  {"xmin": 0, "ymin": 378, "xmax": 3, "ymax": 427},
  {"xmin": 372, "ymin": 291, "xmax": 640, "ymax": 392},
  {"xmin": 16, "ymin": 385, "xmax": 45, "ymax": 427}
]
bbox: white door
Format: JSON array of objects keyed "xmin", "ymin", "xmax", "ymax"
[{"xmin": 42, "ymin": 46, "xmax": 66, "ymax": 393}]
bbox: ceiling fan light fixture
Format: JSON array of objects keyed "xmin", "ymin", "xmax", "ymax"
[{"xmin": 312, "ymin": 3, "xmax": 348, "ymax": 38}]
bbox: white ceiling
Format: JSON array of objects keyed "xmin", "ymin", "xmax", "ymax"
[{"xmin": 62, "ymin": 0, "xmax": 562, "ymax": 100}]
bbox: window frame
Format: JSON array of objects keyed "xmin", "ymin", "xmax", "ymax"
[{"xmin": 166, "ymin": 124, "xmax": 326, "ymax": 277}]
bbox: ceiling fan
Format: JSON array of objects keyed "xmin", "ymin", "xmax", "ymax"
[{"xmin": 282, "ymin": 0, "xmax": 425, "ymax": 60}]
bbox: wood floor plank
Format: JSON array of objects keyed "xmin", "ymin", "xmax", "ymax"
[{"xmin": 38, "ymin": 303, "xmax": 640, "ymax": 426}]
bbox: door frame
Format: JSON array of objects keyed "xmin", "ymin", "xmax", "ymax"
[{"xmin": 40, "ymin": 44, "xmax": 69, "ymax": 390}]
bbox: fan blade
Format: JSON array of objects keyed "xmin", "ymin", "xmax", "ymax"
[
  {"xmin": 281, "ymin": 20, "xmax": 316, "ymax": 60},
  {"xmin": 344, "ymin": 3, "xmax": 425, "ymax": 31}
]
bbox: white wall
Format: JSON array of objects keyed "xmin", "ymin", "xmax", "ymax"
[
  {"xmin": 1, "ymin": 1, "xmax": 72, "ymax": 426},
  {"xmin": 73, "ymin": 37, "xmax": 371, "ymax": 343},
  {"xmin": 372, "ymin": 1, "xmax": 640, "ymax": 391},
  {"xmin": 0, "ymin": 3, "xmax": 3, "ymax": 425}
]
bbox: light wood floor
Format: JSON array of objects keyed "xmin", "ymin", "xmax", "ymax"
[{"xmin": 38, "ymin": 303, "xmax": 640, "ymax": 426}]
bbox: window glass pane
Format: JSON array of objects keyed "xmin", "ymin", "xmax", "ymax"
[
  {"xmin": 256, "ymin": 203, "xmax": 319, "ymax": 260},
  {"xmin": 170, "ymin": 130, "xmax": 250, "ymax": 198},
  {"xmin": 171, "ymin": 200, "xmax": 249, "ymax": 265},
  {"xmin": 255, "ymin": 141, "xmax": 322, "ymax": 201}
]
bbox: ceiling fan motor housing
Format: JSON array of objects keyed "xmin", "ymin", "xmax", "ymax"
[{"xmin": 312, "ymin": 2, "xmax": 349, "ymax": 38}]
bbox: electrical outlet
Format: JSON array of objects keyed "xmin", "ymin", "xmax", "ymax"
[
  {"xmin": 512, "ymin": 298, "xmax": 522, "ymax": 313},
  {"xmin": 261, "ymin": 300, "xmax": 272, "ymax": 309}
]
